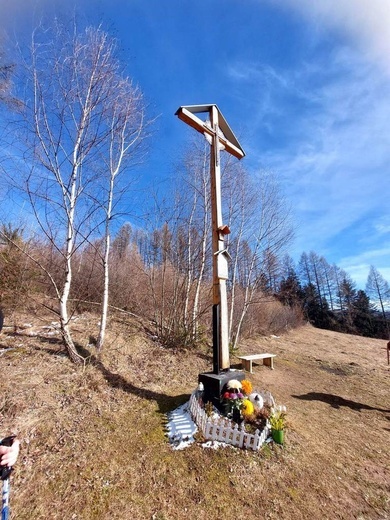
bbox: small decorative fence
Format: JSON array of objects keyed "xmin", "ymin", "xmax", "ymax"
[{"xmin": 189, "ymin": 392, "xmax": 270, "ymax": 451}]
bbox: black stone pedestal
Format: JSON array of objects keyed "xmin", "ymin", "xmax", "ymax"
[{"xmin": 198, "ymin": 370, "xmax": 245, "ymax": 411}]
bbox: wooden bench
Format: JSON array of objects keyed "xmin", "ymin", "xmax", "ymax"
[{"xmin": 238, "ymin": 353, "xmax": 276, "ymax": 373}]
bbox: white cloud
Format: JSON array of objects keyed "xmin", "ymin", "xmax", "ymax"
[
  {"xmin": 339, "ymin": 248, "xmax": 390, "ymax": 289},
  {"xmin": 227, "ymin": 11, "xmax": 390, "ymax": 285},
  {"xmin": 249, "ymin": 53, "xmax": 390, "ymax": 245},
  {"xmin": 269, "ymin": 0, "xmax": 390, "ymax": 75}
]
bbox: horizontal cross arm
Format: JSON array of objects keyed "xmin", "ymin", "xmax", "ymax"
[{"xmin": 176, "ymin": 107, "xmax": 245, "ymax": 160}]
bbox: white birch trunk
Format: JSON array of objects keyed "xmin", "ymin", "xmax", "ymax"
[{"xmin": 96, "ymin": 99, "xmax": 144, "ymax": 351}]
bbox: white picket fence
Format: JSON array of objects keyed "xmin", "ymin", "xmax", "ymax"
[{"xmin": 189, "ymin": 392, "xmax": 270, "ymax": 451}]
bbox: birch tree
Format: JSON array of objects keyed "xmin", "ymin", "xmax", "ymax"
[
  {"xmin": 224, "ymin": 164, "xmax": 256, "ymax": 345},
  {"xmin": 95, "ymin": 75, "xmax": 146, "ymax": 352},
  {"xmin": 180, "ymin": 141, "xmax": 211, "ymax": 341},
  {"xmin": 139, "ymin": 139, "xmax": 213, "ymax": 347},
  {"xmin": 12, "ymin": 21, "xmax": 148, "ymax": 363}
]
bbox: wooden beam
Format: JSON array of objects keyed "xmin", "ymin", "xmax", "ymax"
[
  {"xmin": 175, "ymin": 103, "xmax": 245, "ymax": 373},
  {"xmin": 176, "ymin": 107, "xmax": 245, "ymax": 160}
]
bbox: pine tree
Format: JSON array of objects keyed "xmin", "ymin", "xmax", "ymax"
[
  {"xmin": 353, "ymin": 290, "xmax": 375, "ymax": 337},
  {"xmin": 278, "ymin": 269, "xmax": 304, "ymax": 308},
  {"xmin": 302, "ymin": 283, "xmax": 332, "ymax": 329}
]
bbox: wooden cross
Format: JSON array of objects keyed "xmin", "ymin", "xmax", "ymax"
[{"xmin": 175, "ymin": 104, "xmax": 245, "ymax": 373}]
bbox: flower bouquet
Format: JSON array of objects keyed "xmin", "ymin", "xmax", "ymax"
[
  {"xmin": 269, "ymin": 406, "xmax": 287, "ymax": 444},
  {"xmin": 221, "ymin": 379, "xmax": 257, "ymax": 423}
]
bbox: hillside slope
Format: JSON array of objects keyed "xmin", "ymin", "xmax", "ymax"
[{"xmin": 1, "ymin": 314, "xmax": 389, "ymax": 519}]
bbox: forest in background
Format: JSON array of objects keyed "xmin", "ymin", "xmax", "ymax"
[{"xmin": 1, "ymin": 216, "xmax": 389, "ymax": 347}]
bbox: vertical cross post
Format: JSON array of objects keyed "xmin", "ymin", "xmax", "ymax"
[
  {"xmin": 209, "ymin": 105, "xmax": 229, "ymax": 371},
  {"xmin": 175, "ymin": 105, "xmax": 245, "ymax": 375}
]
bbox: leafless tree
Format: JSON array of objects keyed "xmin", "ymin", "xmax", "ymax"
[
  {"xmin": 0, "ymin": 40, "xmax": 20, "ymax": 109},
  {"xmin": 0, "ymin": 224, "xmax": 33, "ymax": 313},
  {"xmin": 178, "ymin": 140, "xmax": 212, "ymax": 341},
  {"xmin": 318, "ymin": 256, "xmax": 336, "ymax": 311},
  {"xmin": 225, "ymin": 169, "xmax": 294, "ymax": 348},
  {"xmin": 0, "ymin": 60, "xmax": 13, "ymax": 106},
  {"xmin": 9, "ymin": 21, "xmax": 148, "ymax": 362},
  {"xmin": 299, "ymin": 251, "xmax": 331, "ymax": 310},
  {"xmin": 366, "ymin": 265, "xmax": 390, "ymax": 334},
  {"xmin": 94, "ymin": 74, "xmax": 147, "ymax": 352},
  {"xmin": 332, "ymin": 264, "xmax": 347, "ymax": 313},
  {"xmin": 136, "ymin": 138, "xmax": 214, "ymax": 348}
]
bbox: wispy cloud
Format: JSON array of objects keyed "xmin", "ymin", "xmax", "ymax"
[
  {"xmin": 234, "ymin": 52, "xmax": 389, "ymax": 231},
  {"xmin": 374, "ymin": 216, "xmax": 390, "ymax": 236},
  {"xmin": 227, "ymin": 5, "xmax": 390, "ymax": 286},
  {"xmin": 268, "ymin": 0, "xmax": 390, "ymax": 76},
  {"xmin": 339, "ymin": 247, "xmax": 390, "ymax": 289}
]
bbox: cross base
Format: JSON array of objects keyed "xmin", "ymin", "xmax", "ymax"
[{"xmin": 198, "ymin": 370, "xmax": 245, "ymax": 411}]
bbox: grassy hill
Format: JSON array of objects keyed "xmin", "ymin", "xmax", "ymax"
[{"xmin": 1, "ymin": 312, "xmax": 389, "ymax": 519}]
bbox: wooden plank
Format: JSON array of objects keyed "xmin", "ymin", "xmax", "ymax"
[
  {"xmin": 238, "ymin": 353, "xmax": 276, "ymax": 361},
  {"xmin": 175, "ymin": 104, "xmax": 246, "ymax": 159},
  {"xmin": 238, "ymin": 353, "xmax": 276, "ymax": 371},
  {"xmin": 176, "ymin": 107, "xmax": 245, "ymax": 159}
]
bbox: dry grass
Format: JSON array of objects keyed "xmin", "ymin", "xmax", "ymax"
[{"xmin": 0, "ymin": 312, "xmax": 389, "ymax": 519}]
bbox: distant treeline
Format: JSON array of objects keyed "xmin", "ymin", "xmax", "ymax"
[
  {"xmin": 1, "ymin": 222, "xmax": 388, "ymax": 346},
  {"xmin": 276, "ymin": 251, "xmax": 389, "ymax": 339}
]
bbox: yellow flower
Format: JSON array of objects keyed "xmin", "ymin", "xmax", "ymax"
[
  {"xmin": 241, "ymin": 379, "xmax": 252, "ymax": 396},
  {"xmin": 242, "ymin": 399, "xmax": 254, "ymax": 417}
]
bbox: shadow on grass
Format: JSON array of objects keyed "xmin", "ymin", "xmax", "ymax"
[
  {"xmin": 76, "ymin": 344, "xmax": 191, "ymax": 414},
  {"xmin": 94, "ymin": 357, "xmax": 191, "ymax": 414},
  {"xmin": 15, "ymin": 333, "xmax": 193, "ymax": 414},
  {"xmin": 292, "ymin": 392, "xmax": 390, "ymax": 413}
]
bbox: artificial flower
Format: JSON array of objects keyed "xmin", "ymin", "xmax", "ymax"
[
  {"xmin": 241, "ymin": 379, "xmax": 253, "ymax": 396},
  {"xmin": 269, "ymin": 409, "xmax": 287, "ymax": 431},
  {"xmin": 227, "ymin": 379, "xmax": 242, "ymax": 390},
  {"xmin": 242, "ymin": 399, "xmax": 254, "ymax": 417}
]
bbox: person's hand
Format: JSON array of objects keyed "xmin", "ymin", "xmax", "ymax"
[{"xmin": 0, "ymin": 438, "xmax": 20, "ymax": 467}]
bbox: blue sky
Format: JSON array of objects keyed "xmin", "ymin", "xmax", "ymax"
[{"xmin": 1, "ymin": 0, "xmax": 390, "ymax": 289}]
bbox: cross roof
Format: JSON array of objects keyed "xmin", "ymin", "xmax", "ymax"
[{"xmin": 175, "ymin": 104, "xmax": 245, "ymax": 160}]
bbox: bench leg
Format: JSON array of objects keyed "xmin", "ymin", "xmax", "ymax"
[
  {"xmin": 263, "ymin": 357, "xmax": 274, "ymax": 370},
  {"xmin": 242, "ymin": 359, "xmax": 253, "ymax": 373}
]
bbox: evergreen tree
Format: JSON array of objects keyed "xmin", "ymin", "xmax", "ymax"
[
  {"xmin": 353, "ymin": 290, "xmax": 375, "ymax": 337},
  {"xmin": 302, "ymin": 283, "xmax": 333, "ymax": 329},
  {"xmin": 340, "ymin": 275, "xmax": 358, "ymax": 332},
  {"xmin": 278, "ymin": 269, "xmax": 304, "ymax": 308}
]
